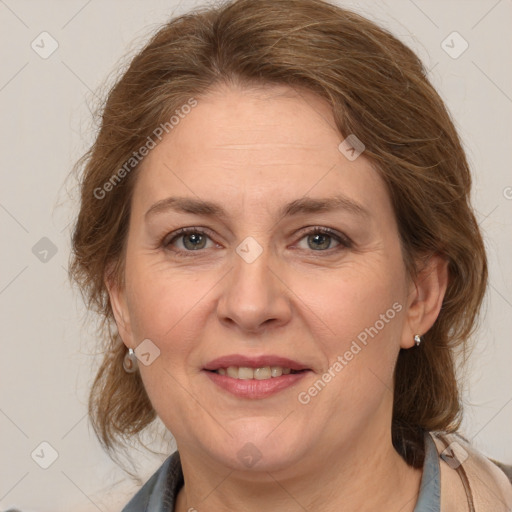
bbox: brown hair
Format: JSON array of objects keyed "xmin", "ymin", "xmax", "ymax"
[{"xmin": 69, "ymin": 0, "xmax": 487, "ymax": 469}]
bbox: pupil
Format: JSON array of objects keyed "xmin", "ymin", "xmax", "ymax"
[
  {"xmin": 308, "ymin": 233, "xmax": 330, "ymax": 250},
  {"xmin": 184, "ymin": 233, "xmax": 205, "ymax": 250}
]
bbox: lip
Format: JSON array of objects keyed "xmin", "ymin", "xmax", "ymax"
[
  {"xmin": 203, "ymin": 369, "xmax": 311, "ymax": 399},
  {"xmin": 202, "ymin": 354, "xmax": 313, "ymax": 399},
  {"xmin": 203, "ymin": 354, "xmax": 311, "ymax": 371}
]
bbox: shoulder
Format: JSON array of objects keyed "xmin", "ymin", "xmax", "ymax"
[
  {"xmin": 121, "ymin": 451, "xmax": 183, "ymax": 512},
  {"xmin": 429, "ymin": 431, "xmax": 512, "ymax": 512}
]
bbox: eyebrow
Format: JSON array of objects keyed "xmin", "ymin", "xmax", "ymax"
[{"xmin": 144, "ymin": 195, "xmax": 370, "ymax": 221}]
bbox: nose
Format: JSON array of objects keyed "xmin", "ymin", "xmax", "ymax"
[{"xmin": 216, "ymin": 243, "xmax": 293, "ymax": 334}]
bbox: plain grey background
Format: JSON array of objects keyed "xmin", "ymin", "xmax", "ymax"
[{"xmin": 1, "ymin": 0, "xmax": 511, "ymax": 510}]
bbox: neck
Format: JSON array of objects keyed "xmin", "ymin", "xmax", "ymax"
[{"xmin": 175, "ymin": 427, "xmax": 423, "ymax": 512}]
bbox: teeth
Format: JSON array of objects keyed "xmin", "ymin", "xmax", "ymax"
[
  {"xmin": 216, "ymin": 366, "xmax": 299, "ymax": 380},
  {"xmin": 238, "ymin": 367, "xmax": 254, "ymax": 380},
  {"xmin": 254, "ymin": 367, "xmax": 271, "ymax": 380},
  {"xmin": 226, "ymin": 366, "xmax": 239, "ymax": 378},
  {"xmin": 270, "ymin": 366, "xmax": 282, "ymax": 377}
]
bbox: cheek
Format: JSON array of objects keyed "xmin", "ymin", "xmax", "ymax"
[
  {"xmin": 295, "ymin": 257, "xmax": 407, "ymax": 383},
  {"xmin": 306, "ymin": 264, "xmax": 404, "ymax": 335},
  {"xmin": 125, "ymin": 254, "xmax": 208, "ymax": 338},
  {"xmin": 123, "ymin": 261, "xmax": 210, "ymax": 413},
  {"xmin": 297, "ymin": 274, "xmax": 405, "ymax": 420}
]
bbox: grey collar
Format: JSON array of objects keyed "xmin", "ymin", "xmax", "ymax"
[
  {"xmin": 413, "ymin": 432, "xmax": 441, "ymax": 512},
  {"xmin": 122, "ymin": 432, "xmax": 440, "ymax": 511}
]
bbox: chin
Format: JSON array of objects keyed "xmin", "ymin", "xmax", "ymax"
[{"xmin": 207, "ymin": 428, "xmax": 307, "ymax": 473}]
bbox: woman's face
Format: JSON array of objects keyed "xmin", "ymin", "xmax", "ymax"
[{"xmin": 110, "ymin": 84, "xmax": 431, "ymax": 472}]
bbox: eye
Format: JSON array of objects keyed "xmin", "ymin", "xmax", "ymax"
[
  {"xmin": 162, "ymin": 226, "xmax": 352, "ymax": 256},
  {"xmin": 164, "ymin": 228, "xmax": 215, "ymax": 252},
  {"xmin": 295, "ymin": 227, "xmax": 351, "ymax": 251}
]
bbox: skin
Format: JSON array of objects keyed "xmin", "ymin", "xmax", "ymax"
[{"xmin": 107, "ymin": 83, "xmax": 448, "ymax": 512}]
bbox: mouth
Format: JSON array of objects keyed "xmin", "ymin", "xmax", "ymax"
[
  {"xmin": 202, "ymin": 355, "xmax": 312, "ymax": 399},
  {"xmin": 205, "ymin": 366, "xmax": 308, "ymax": 380}
]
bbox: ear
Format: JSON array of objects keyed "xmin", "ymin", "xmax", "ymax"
[
  {"xmin": 400, "ymin": 254, "xmax": 449, "ymax": 349},
  {"xmin": 104, "ymin": 265, "xmax": 134, "ymax": 349}
]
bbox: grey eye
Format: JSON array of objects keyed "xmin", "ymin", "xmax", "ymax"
[
  {"xmin": 295, "ymin": 230, "xmax": 343, "ymax": 251},
  {"xmin": 181, "ymin": 232, "xmax": 208, "ymax": 250},
  {"xmin": 306, "ymin": 233, "xmax": 334, "ymax": 250}
]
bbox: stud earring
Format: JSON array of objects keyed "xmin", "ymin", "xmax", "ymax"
[
  {"xmin": 123, "ymin": 348, "xmax": 138, "ymax": 373},
  {"xmin": 414, "ymin": 334, "xmax": 423, "ymax": 347}
]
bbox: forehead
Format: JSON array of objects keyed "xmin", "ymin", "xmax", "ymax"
[{"xmin": 131, "ymin": 84, "xmax": 390, "ymax": 219}]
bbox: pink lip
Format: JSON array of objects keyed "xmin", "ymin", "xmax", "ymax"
[
  {"xmin": 203, "ymin": 370, "xmax": 310, "ymax": 399},
  {"xmin": 203, "ymin": 354, "xmax": 310, "ymax": 371}
]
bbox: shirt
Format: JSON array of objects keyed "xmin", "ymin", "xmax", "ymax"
[{"xmin": 121, "ymin": 431, "xmax": 441, "ymax": 511}]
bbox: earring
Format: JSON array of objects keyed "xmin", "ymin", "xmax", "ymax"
[
  {"xmin": 123, "ymin": 348, "xmax": 138, "ymax": 373},
  {"xmin": 414, "ymin": 334, "xmax": 423, "ymax": 347}
]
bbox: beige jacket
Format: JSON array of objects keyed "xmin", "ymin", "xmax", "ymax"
[{"xmin": 431, "ymin": 432, "xmax": 512, "ymax": 511}]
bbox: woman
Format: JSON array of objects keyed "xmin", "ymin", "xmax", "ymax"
[{"xmin": 69, "ymin": 0, "xmax": 512, "ymax": 510}]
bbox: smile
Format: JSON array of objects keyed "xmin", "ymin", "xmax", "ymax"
[
  {"xmin": 203, "ymin": 368, "xmax": 311, "ymax": 399},
  {"xmin": 210, "ymin": 366, "xmax": 305, "ymax": 379}
]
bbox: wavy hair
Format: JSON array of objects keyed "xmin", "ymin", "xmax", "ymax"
[{"xmin": 69, "ymin": 0, "xmax": 487, "ymax": 469}]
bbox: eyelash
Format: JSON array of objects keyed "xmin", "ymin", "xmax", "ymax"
[{"xmin": 162, "ymin": 226, "xmax": 352, "ymax": 258}]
